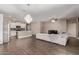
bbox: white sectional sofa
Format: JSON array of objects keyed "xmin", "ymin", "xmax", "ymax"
[{"xmin": 36, "ymin": 33, "xmax": 69, "ymax": 46}]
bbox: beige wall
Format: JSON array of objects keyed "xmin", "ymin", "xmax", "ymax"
[
  {"xmin": 31, "ymin": 21, "xmax": 41, "ymax": 34},
  {"xmin": 41, "ymin": 19, "xmax": 67, "ymax": 33},
  {"xmin": 41, "ymin": 19, "xmax": 77, "ymax": 37}
]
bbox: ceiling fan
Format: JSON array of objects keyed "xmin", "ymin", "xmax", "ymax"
[{"xmin": 50, "ymin": 17, "xmax": 58, "ymax": 22}]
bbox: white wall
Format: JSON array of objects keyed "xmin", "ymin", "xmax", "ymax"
[
  {"xmin": 0, "ymin": 14, "xmax": 3, "ymax": 44},
  {"xmin": 0, "ymin": 14, "xmax": 10, "ymax": 44},
  {"xmin": 3, "ymin": 16, "xmax": 11, "ymax": 42}
]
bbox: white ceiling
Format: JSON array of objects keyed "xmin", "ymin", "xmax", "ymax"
[{"xmin": 0, "ymin": 4, "xmax": 79, "ymax": 21}]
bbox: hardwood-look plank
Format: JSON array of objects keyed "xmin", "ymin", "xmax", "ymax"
[{"xmin": 0, "ymin": 37, "xmax": 79, "ymax": 55}]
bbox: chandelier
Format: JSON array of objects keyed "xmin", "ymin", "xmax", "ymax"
[
  {"xmin": 24, "ymin": 4, "xmax": 32, "ymax": 24},
  {"xmin": 24, "ymin": 14, "xmax": 32, "ymax": 24}
]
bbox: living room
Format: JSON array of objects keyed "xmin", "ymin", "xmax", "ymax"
[{"xmin": 0, "ymin": 4, "xmax": 79, "ymax": 55}]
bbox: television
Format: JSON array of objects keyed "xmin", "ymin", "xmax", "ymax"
[{"xmin": 48, "ymin": 30, "xmax": 58, "ymax": 34}]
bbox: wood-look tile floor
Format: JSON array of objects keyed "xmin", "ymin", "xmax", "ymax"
[{"xmin": 0, "ymin": 37, "xmax": 79, "ymax": 55}]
